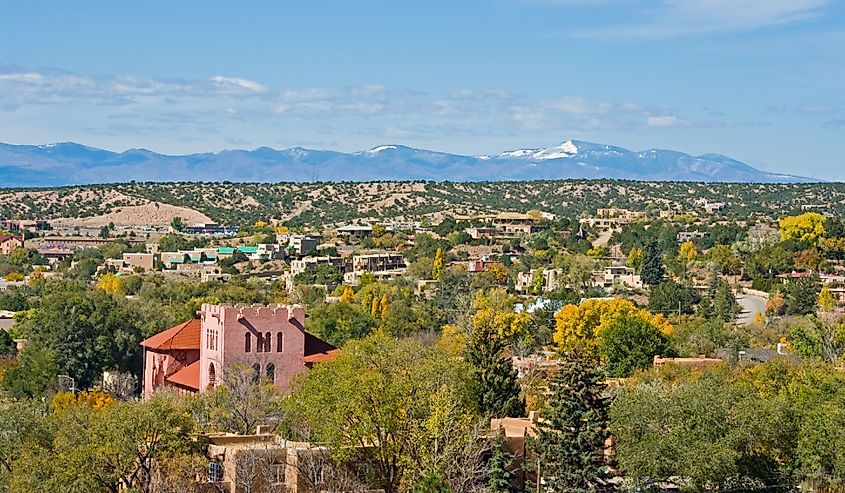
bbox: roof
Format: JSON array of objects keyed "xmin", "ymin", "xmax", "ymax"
[
  {"xmin": 140, "ymin": 319, "xmax": 201, "ymax": 351},
  {"xmin": 0, "ymin": 234, "xmax": 21, "ymax": 243},
  {"xmin": 238, "ymin": 246, "xmax": 259, "ymax": 254},
  {"xmin": 165, "ymin": 360, "xmax": 200, "ymax": 391},
  {"xmin": 303, "ymin": 332, "xmax": 340, "ymax": 364},
  {"xmin": 217, "ymin": 247, "xmax": 235, "ymax": 254}
]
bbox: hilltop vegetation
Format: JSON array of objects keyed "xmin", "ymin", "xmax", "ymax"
[{"xmin": 2, "ymin": 180, "xmax": 845, "ymax": 226}]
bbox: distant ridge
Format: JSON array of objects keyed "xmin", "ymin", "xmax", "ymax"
[{"xmin": 0, "ymin": 139, "xmax": 816, "ymax": 187}]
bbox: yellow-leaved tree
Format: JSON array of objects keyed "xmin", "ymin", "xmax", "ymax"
[
  {"xmin": 471, "ymin": 288, "xmax": 530, "ymax": 340},
  {"xmin": 97, "ymin": 272, "xmax": 124, "ymax": 296},
  {"xmin": 779, "ymin": 212, "xmax": 826, "ymax": 246},
  {"xmin": 627, "ymin": 247, "xmax": 644, "ymax": 273},
  {"xmin": 339, "ymin": 286, "xmax": 354, "ymax": 303},
  {"xmin": 819, "ymin": 285, "xmax": 837, "ymax": 312},
  {"xmin": 678, "ymin": 241, "xmax": 698, "ymax": 264},
  {"xmin": 553, "ymin": 297, "xmax": 672, "ymax": 358},
  {"xmin": 432, "ymin": 247, "xmax": 445, "ymax": 280}
]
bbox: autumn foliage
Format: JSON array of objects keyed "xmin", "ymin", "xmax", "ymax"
[{"xmin": 553, "ymin": 298, "xmax": 672, "ymax": 357}]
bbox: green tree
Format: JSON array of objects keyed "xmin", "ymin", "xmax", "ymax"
[
  {"xmin": 640, "ymin": 240, "xmax": 665, "ymax": 287},
  {"xmin": 285, "ymin": 335, "xmax": 477, "ymax": 493},
  {"xmin": 170, "ymin": 216, "xmax": 185, "ymax": 232},
  {"xmin": 647, "ymin": 280, "xmax": 698, "ymax": 316},
  {"xmin": 465, "ymin": 329, "xmax": 525, "ymax": 418},
  {"xmin": 529, "ymin": 353, "xmax": 609, "ymax": 493},
  {"xmin": 788, "ymin": 276, "xmax": 820, "ymax": 315},
  {"xmin": 487, "ymin": 432, "xmax": 515, "ymax": 493},
  {"xmin": 599, "ymin": 313, "xmax": 672, "ymax": 377},
  {"xmin": 2, "ymin": 345, "xmax": 59, "ymax": 398}
]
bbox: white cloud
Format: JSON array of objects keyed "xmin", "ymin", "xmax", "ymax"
[
  {"xmin": 209, "ymin": 76, "xmax": 266, "ymax": 93},
  {"xmin": 646, "ymin": 115, "xmax": 684, "ymax": 127},
  {"xmin": 571, "ymin": 0, "xmax": 829, "ymax": 39}
]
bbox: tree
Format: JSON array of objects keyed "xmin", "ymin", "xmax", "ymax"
[
  {"xmin": 790, "ymin": 315, "xmax": 845, "ymax": 364},
  {"xmin": 819, "ymin": 285, "xmax": 837, "ymax": 312},
  {"xmin": 433, "ymin": 248, "xmax": 446, "ymax": 280},
  {"xmin": 627, "ymin": 247, "xmax": 644, "ymax": 273},
  {"xmin": 647, "ymin": 280, "xmax": 698, "ymax": 316},
  {"xmin": 194, "ymin": 364, "xmax": 284, "ymax": 435},
  {"xmin": 339, "ymin": 286, "xmax": 354, "ymax": 303},
  {"xmin": 713, "ymin": 281, "xmax": 738, "ymax": 323},
  {"xmin": 779, "ymin": 212, "xmax": 826, "ymax": 246},
  {"xmin": 678, "ymin": 241, "xmax": 697, "ymax": 280},
  {"xmin": 465, "ymin": 327, "xmax": 525, "ymax": 418},
  {"xmin": 599, "ymin": 313, "xmax": 672, "ymax": 377},
  {"xmin": 787, "ymin": 276, "xmax": 819, "ymax": 315},
  {"xmin": 610, "ymin": 370, "xmax": 785, "ymax": 491},
  {"xmin": 529, "ymin": 353, "xmax": 609, "ymax": 493},
  {"xmin": 640, "ymin": 240, "xmax": 665, "ymax": 286},
  {"xmin": 487, "ymin": 432, "xmax": 515, "ymax": 493},
  {"xmin": 285, "ymin": 335, "xmax": 477, "ymax": 493},
  {"xmin": 554, "ymin": 298, "xmax": 672, "ymax": 359},
  {"xmin": 1, "ymin": 345, "xmax": 59, "ymax": 398},
  {"xmin": 97, "ymin": 272, "xmax": 125, "ymax": 296},
  {"xmin": 170, "ymin": 216, "xmax": 185, "ymax": 232}
]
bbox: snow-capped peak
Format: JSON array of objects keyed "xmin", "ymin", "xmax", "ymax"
[
  {"xmin": 495, "ymin": 140, "xmax": 580, "ymax": 160},
  {"xmin": 367, "ymin": 145, "xmax": 398, "ymax": 155}
]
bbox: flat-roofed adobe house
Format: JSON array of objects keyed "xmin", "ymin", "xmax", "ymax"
[{"xmin": 140, "ymin": 303, "xmax": 339, "ymax": 399}]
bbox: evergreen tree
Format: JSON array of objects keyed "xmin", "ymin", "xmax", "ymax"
[
  {"xmin": 529, "ymin": 353, "xmax": 609, "ymax": 493},
  {"xmin": 713, "ymin": 282, "xmax": 738, "ymax": 323},
  {"xmin": 488, "ymin": 431, "xmax": 515, "ymax": 493},
  {"xmin": 466, "ymin": 333, "xmax": 525, "ymax": 418},
  {"xmin": 414, "ymin": 472, "xmax": 452, "ymax": 493},
  {"xmin": 788, "ymin": 275, "xmax": 820, "ymax": 315},
  {"xmin": 640, "ymin": 240, "xmax": 665, "ymax": 287}
]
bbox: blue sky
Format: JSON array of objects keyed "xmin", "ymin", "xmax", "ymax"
[{"xmin": 1, "ymin": 0, "xmax": 843, "ymax": 179}]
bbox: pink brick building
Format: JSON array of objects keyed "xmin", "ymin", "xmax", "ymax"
[{"xmin": 141, "ymin": 303, "xmax": 338, "ymax": 399}]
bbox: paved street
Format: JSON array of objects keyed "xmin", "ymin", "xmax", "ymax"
[{"xmin": 736, "ymin": 293, "xmax": 767, "ymax": 325}]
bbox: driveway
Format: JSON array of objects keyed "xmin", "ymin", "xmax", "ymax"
[{"xmin": 736, "ymin": 293, "xmax": 767, "ymax": 325}]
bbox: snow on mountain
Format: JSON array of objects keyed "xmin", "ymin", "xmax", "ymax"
[{"xmin": 0, "ymin": 139, "xmax": 816, "ymax": 187}]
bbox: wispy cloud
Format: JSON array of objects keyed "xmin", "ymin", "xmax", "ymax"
[{"xmin": 569, "ymin": 0, "xmax": 829, "ymax": 39}]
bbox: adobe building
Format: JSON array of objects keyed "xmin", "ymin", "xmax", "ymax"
[{"xmin": 140, "ymin": 303, "xmax": 338, "ymax": 399}]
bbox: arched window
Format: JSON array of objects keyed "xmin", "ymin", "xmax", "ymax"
[
  {"xmin": 208, "ymin": 363, "xmax": 216, "ymax": 387},
  {"xmin": 256, "ymin": 333, "xmax": 263, "ymax": 353},
  {"xmin": 266, "ymin": 363, "xmax": 275, "ymax": 384},
  {"xmin": 264, "ymin": 332, "xmax": 271, "ymax": 352},
  {"xmin": 252, "ymin": 363, "xmax": 261, "ymax": 383},
  {"xmin": 244, "ymin": 332, "xmax": 252, "ymax": 353},
  {"xmin": 276, "ymin": 332, "xmax": 284, "ymax": 353}
]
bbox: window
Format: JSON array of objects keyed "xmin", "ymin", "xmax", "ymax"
[
  {"xmin": 271, "ymin": 463, "xmax": 285, "ymax": 485},
  {"xmin": 266, "ymin": 363, "xmax": 275, "ymax": 384},
  {"xmin": 256, "ymin": 333, "xmax": 263, "ymax": 353},
  {"xmin": 252, "ymin": 363, "xmax": 261, "ymax": 383},
  {"xmin": 276, "ymin": 332, "xmax": 284, "ymax": 353},
  {"xmin": 208, "ymin": 363, "xmax": 216, "ymax": 387},
  {"xmin": 264, "ymin": 332, "xmax": 271, "ymax": 352},
  {"xmin": 207, "ymin": 461, "xmax": 223, "ymax": 482},
  {"xmin": 244, "ymin": 332, "xmax": 252, "ymax": 353}
]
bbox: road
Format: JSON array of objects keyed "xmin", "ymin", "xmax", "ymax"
[{"xmin": 736, "ymin": 293, "xmax": 767, "ymax": 325}]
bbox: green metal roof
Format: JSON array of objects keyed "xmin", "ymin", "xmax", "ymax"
[
  {"xmin": 237, "ymin": 246, "xmax": 258, "ymax": 253},
  {"xmin": 217, "ymin": 247, "xmax": 235, "ymax": 254},
  {"xmin": 168, "ymin": 258, "xmax": 185, "ymax": 264}
]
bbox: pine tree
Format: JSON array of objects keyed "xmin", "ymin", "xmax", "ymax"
[
  {"xmin": 488, "ymin": 431, "xmax": 515, "ymax": 493},
  {"xmin": 640, "ymin": 240, "xmax": 665, "ymax": 287},
  {"xmin": 529, "ymin": 353, "xmax": 609, "ymax": 493},
  {"xmin": 414, "ymin": 472, "xmax": 452, "ymax": 493},
  {"xmin": 465, "ymin": 332, "xmax": 525, "ymax": 418}
]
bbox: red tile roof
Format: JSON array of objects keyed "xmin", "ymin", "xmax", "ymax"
[
  {"xmin": 140, "ymin": 319, "xmax": 201, "ymax": 351},
  {"xmin": 165, "ymin": 360, "xmax": 200, "ymax": 391}
]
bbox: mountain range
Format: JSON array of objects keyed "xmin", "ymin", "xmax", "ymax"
[{"xmin": 0, "ymin": 140, "xmax": 815, "ymax": 187}]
